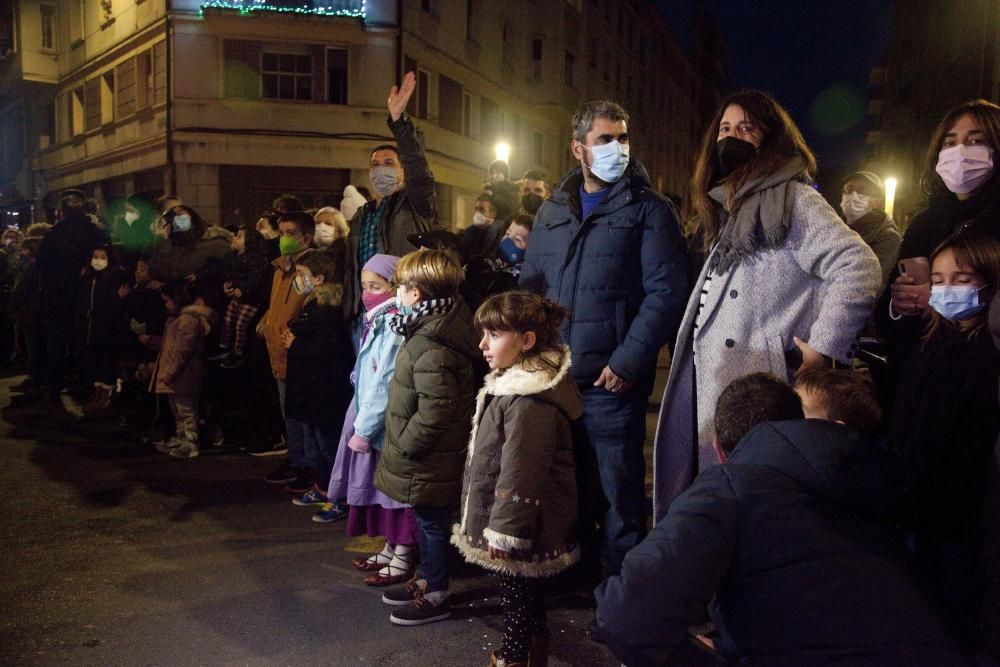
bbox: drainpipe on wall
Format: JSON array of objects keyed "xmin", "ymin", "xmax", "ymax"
[
  {"xmin": 165, "ymin": 0, "xmax": 176, "ymax": 195},
  {"xmin": 395, "ymin": 0, "xmax": 403, "ymax": 83}
]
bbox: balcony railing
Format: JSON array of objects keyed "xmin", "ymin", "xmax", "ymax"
[{"xmin": 199, "ymin": 1, "xmax": 365, "ymax": 17}]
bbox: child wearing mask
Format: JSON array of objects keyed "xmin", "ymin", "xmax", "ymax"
[
  {"xmin": 281, "ymin": 250, "xmax": 354, "ymax": 510},
  {"xmin": 147, "ymin": 279, "xmax": 216, "ymax": 460},
  {"xmin": 76, "ymin": 246, "xmax": 125, "ymax": 413},
  {"xmin": 453, "ymin": 291, "xmax": 582, "ymax": 667},
  {"xmin": 889, "ymin": 233, "xmax": 1000, "ymax": 644},
  {"xmin": 325, "ymin": 254, "xmax": 421, "ymax": 588},
  {"xmin": 374, "ymin": 248, "xmax": 484, "ymax": 626},
  {"xmin": 213, "ymin": 225, "xmax": 270, "ymax": 369},
  {"xmin": 497, "ymin": 214, "xmax": 533, "ymax": 280}
]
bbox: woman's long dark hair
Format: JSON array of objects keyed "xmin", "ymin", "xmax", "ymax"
[
  {"xmin": 919, "ymin": 99, "xmax": 1000, "ymax": 201},
  {"xmin": 690, "ymin": 90, "xmax": 817, "ymax": 252}
]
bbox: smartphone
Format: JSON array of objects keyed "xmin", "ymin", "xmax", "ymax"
[{"xmin": 897, "ymin": 257, "xmax": 930, "ymax": 284}]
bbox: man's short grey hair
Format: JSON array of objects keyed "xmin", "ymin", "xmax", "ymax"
[{"xmin": 572, "ymin": 100, "xmax": 629, "ymax": 143}]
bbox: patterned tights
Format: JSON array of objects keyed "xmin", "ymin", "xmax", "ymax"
[{"xmin": 496, "ymin": 572, "xmax": 546, "ymax": 662}]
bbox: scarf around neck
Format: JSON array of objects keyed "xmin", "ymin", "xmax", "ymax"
[
  {"xmin": 707, "ymin": 156, "xmax": 809, "ymax": 275},
  {"xmin": 389, "ymin": 297, "xmax": 455, "ymax": 336}
]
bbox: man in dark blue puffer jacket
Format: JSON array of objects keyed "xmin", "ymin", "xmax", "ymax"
[{"xmin": 520, "ymin": 99, "xmax": 687, "ymax": 576}]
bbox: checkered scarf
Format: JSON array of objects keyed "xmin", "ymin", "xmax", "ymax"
[{"xmin": 389, "ymin": 297, "xmax": 455, "ymax": 336}]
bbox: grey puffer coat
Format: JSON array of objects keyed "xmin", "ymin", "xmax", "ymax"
[{"xmin": 452, "ymin": 347, "xmax": 583, "ymax": 577}]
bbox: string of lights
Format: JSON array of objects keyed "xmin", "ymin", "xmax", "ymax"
[{"xmin": 198, "ymin": 0, "xmax": 366, "ymax": 18}]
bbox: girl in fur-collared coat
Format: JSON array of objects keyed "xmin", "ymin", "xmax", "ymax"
[{"xmin": 453, "ymin": 291, "xmax": 583, "ymax": 667}]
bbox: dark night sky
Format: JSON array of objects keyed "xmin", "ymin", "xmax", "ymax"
[{"xmin": 654, "ymin": 0, "xmax": 895, "ymax": 172}]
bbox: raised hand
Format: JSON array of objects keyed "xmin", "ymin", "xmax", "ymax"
[{"xmin": 387, "ymin": 71, "xmax": 416, "ymax": 122}]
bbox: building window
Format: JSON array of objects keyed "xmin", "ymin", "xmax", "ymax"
[
  {"xmin": 101, "ymin": 71, "xmax": 115, "ymax": 124},
  {"xmin": 326, "ymin": 47, "xmax": 348, "ymax": 104},
  {"xmin": 71, "ymin": 88, "xmax": 84, "ymax": 136},
  {"xmin": 84, "ymin": 78, "xmax": 101, "ymax": 131},
  {"xmin": 416, "ymin": 68, "xmax": 429, "ymax": 119},
  {"xmin": 532, "ymin": 130, "xmax": 544, "ymax": 165},
  {"xmin": 438, "ymin": 75, "xmax": 463, "ymax": 135},
  {"xmin": 564, "ymin": 51, "xmax": 575, "ymax": 88},
  {"xmin": 466, "ymin": 1, "xmax": 477, "ymax": 43},
  {"xmin": 462, "ymin": 91, "xmax": 472, "ymax": 137},
  {"xmin": 502, "ymin": 22, "xmax": 515, "ymax": 67},
  {"xmin": 40, "ymin": 4, "xmax": 56, "ymax": 51},
  {"xmin": 136, "ymin": 50, "xmax": 153, "ymax": 109},
  {"xmin": 261, "ymin": 52, "xmax": 312, "ymax": 101},
  {"xmin": 115, "ymin": 58, "xmax": 135, "ymax": 118},
  {"xmin": 70, "ymin": 0, "xmax": 85, "ymax": 43},
  {"xmin": 530, "ymin": 37, "xmax": 542, "ymax": 81}
]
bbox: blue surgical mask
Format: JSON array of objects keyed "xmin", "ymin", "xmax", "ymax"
[
  {"xmin": 370, "ymin": 166, "xmax": 401, "ymax": 198},
  {"xmin": 395, "ymin": 286, "xmax": 413, "ymax": 316},
  {"xmin": 499, "ymin": 237, "xmax": 526, "ymax": 265},
  {"xmin": 172, "ymin": 214, "xmax": 192, "ymax": 233},
  {"xmin": 929, "ymin": 284, "xmax": 988, "ymax": 321},
  {"xmin": 582, "ymin": 140, "xmax": 630, "ymax": 183},
  {"xmin": 293, "ymin": 274, "xmax": 314, "ymax": 296}
]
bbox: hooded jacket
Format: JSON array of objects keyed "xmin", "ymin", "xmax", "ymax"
[
  {"xmin": 374, "ymin": 298, "xmax": 483, "ymax": 507},
  {"xmin": 597, "ymin": 420, "xmax": 967, "ymax": 666},
  {"xmin": 342, "ymin": 114, "xmax": 437, "ymax": 320},
  {"xmin": 519, "ymin": 162, "xmax": 687, "ymax": 385},
  {"xmin": 452, "ymin": 346, "xmax": 583, "ymax": 578},
  {"xmin": 75, "ymin": 265, "xmax": 125, "ymax": 348},
  {"xmin": 150, "ymin": 304, "xmax": 215, "ymax": 395},
  {"xmin": 284, "ymin": 282, "xmax": 354, "ymax": 425}
]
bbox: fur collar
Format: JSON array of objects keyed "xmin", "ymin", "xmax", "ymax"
[
  {"xmin": 483, "ymin": 346, "xmax": 571, "ymax": 397},
  {"xmin": 179, "ymin": 304, "xmax": 215, "ymax": 335},
  {"xmin": 306, "ymin": 281, "xmax": 343, "ymax": 307}
]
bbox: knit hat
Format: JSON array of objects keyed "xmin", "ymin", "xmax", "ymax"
[
  {"xmin": 843, "ymin": 171, "xmax": 885, "ymax": 197},
  {"xmin": 341, "ymin": 185, "xmax": 368, "ymax": 222},
  {"xmin": 362, "ymin": 254, "xmax": 400, "ymax": 282}
]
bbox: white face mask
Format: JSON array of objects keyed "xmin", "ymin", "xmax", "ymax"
[
  {"xmin": 370, "ymin": 166, "xmax": 401, "ymax": 198},
  {"xmin": 936, "ymin": 144, "xmax": 995, "ymax": 195},
  {"xmin": 124, "ymin": 210, "xmax": 140, "ymax": 225},
  {"xmin": 840, "ymin": 192, "xmax": 874, "ymax": 223},
  {"xmin": 472, "ymin": 211, "xmax": 490, "ymax": 227},
  {"xmin": 91, "ymin": 258, "xmax": 108, "ymax": 271},
  {"xmin": 582, "ymin": 140, "xmax": 630, "ymax": 183},
  {"xmin": 314, "ymin": 223, "xmax": 336, "ymax": 247}
]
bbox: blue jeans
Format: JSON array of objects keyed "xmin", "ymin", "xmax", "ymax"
[
  {"xmin": 413, "ymin": 505, "xmax": 453, "ymax": 593},
  {"xmin": 284, "ymin": 415, "xmax": 307, "ymax": 470},
  {"xmin": 578, "ymin": 384, "xmax": 649, "ymax": 576}
]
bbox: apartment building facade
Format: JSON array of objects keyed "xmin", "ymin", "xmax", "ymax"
[{"xmin": 1, "ymin": 0, "xmax": 713, "ymax": 229}]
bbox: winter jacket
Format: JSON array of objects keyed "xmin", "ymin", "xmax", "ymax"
[
  {"xmin": 597, "ymin": 420, "xmax": 968, "ymax": 667},
  {"xmin": 343, "ymin": 113, "xmax": 437, "ymax": 320},
  {"xmin": 284, "ymin": 283, "xmax": 354, "ymax": 425},
  {"xmin": 150, "ymin": 304, "xmax": 215, "ymax": 395},
  {"xmin": 223, "ymin": 249, "xmax": 271, "ymax": 307},
  {"xmin": 850, "ymin": 210, "xmax": 901, "ymax": 287},
  {"xmin": 75, "ymin": 266, "xmax": 125, "ymax": 348},
  {"xmin": 653, "ymin": 182, "xmax": 881, "ymax": 520},
  {"xmin": 889, "ymin": 323, "xmax": 1000, "ymax": 544},
  {"xmin": 984, "ymin": 298, "xmax": 1000, "ymax": 660},
  {"xmin": 351, "ymin": 299, "xmax": 403, "ymax": 451},
  {"xmin": 452, "ymin": 347, "xmax": 583, "ymax": 577},
  {"xmin": 149, "ymin": 225, "xmax": 233, "ymax": 283},
  {"xmin": 259, "ymin": 252, "xmax": 308, "ymax": 381},
  {"xmin": 375, "ymin": 299, "xmax": 482, "ymax": 507},
  {"xmin": 519, "ymin": 163, "xmax": 688, "ymax": 385},
  {"xmin": 36, "ymin": 215, "xmax": 108, "ymax": 319}
]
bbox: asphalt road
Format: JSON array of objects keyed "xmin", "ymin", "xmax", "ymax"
[{"xmin": 0, "ymin": 376, "xmax": 622, "ymax": 667}]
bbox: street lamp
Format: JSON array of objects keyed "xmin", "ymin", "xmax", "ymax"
[
  {"xmin": 494, "ymin": 142, "xmax": 511, "ymax": 164},
  {"xmin": 884, "ymin": 177, "xmax": 898, "ymax": 220}
]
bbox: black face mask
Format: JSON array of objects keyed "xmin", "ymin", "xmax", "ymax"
[
  {"xmin": 521, "ymin": 193, "xmax": 544, "ymax": 215},
  {"xmin": 716, "ymin": 137, "xmax": 757, "ymax": 178}
]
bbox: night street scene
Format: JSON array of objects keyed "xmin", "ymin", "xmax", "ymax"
[{"xmin": 1, "ymin": 0, "xmax": 1000, "ymax": 665}]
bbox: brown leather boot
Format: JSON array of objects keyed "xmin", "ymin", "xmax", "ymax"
[{"xmin": 528, "ymin": 632, "xmax": 549, "ymax": 667}]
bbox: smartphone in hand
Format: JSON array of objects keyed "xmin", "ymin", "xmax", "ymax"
[{"xmin": 898, "ymin": 257, "xmax": 930, "ymax": 284}]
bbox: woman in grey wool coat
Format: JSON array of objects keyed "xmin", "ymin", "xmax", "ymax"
[{"xmin": 652, "ymin": 90, "xmax": 882, "ymax": 521}]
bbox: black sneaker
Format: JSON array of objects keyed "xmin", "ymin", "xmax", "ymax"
[
  {"xmin": 263, "ymin": 462, "xmax": 298, "ymax": 484},
  {"xmin": 381, "ymin": 579, "xmax": 425, "ymax": 606},
  {"xmin": 283, "ymin": 475, "xmax": 313, "ymax": 494},
  {"xmin": 244, "ymin": 436, "xmax": 288, "ymax": 457},
  {"xmin": 389, "ymin": 592, "xmax": 451, "ymax": 626}
]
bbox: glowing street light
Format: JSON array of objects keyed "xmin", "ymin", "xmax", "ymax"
[
  {"xmin": 884, "ymin": 177, "xmax": 898, "ymax": 220},
  {"xmin": 494, "ymin": 142, "xmax": 511, "ymax": 163}
]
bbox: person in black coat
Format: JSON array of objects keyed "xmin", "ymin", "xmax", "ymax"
[
  {"xmin": 281, "ymin": 250, "xmax": 354, "ymax": 497},
  {"xmin": 595, "ymin": 373, "xmax": 968, "ymax": 666},
  {"xmin": 37, "ymin": 189, "xmax": 108, "ymax": 399},
  {"xmin": 75, "ymin": 245, "xmax": 125, "ymax": 410},
  {"xmin": 214, "ymin": 225, "xmax": 271, "ymax": 367}
]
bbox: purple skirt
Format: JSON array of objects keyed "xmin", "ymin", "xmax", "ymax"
[
  {"xmin": 327, "ymin": 399, "xmax": 411, "ymax": 510},
  {"xmin": 346, "ymin": 505, "xmax": 420, "ymax": 545}
]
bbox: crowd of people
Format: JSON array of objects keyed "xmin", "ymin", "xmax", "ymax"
[{"xmin": 4, "ymin": 69, "xmax": 1000, "ymax": 666}]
